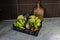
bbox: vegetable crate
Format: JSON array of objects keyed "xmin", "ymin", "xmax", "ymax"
[
  {"xmin": 13, "ymin": 22, "xmax": 42, "ymax": 36},
  {"xmin": 13, "ymin": 15, "xmax": 42, "ymax": 36}
]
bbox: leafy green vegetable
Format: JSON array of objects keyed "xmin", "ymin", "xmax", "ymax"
[
  {"xmin": 29, "ymin": 15, "xmax": 41, "ymax": 29},
  {"xmin": 17, "ymin": 15, "xmax": 24, "ymax": 20}
]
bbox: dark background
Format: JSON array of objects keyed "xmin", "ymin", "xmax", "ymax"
[{"xmin": 0, "ymin": 0, "xmax": 60, "ymax": 19}]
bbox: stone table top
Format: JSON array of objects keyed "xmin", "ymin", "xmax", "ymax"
[{"xmin": 0, "ymin": 18, "xmax": 60, "ymax": 40}]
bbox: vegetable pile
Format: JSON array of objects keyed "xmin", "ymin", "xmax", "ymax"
[
  {"xmin": 29, "ymin": 15, "xmax": 41, "ymax": 29},
  {"xmin": 13, "ymin": 15, "xmax": 42, "ymax": 31},
  {"xmin": 14, "ymin": 15, "xmax": 26, "ymax": 29}
]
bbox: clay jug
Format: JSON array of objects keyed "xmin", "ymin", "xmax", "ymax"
[{"xmin": 34, "ymin": 0, "xmax": 44, "ymax": 20}]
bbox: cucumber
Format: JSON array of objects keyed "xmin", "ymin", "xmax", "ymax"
[{"xmin": 16, "ymin": 21, "xmax": 25, "ymax": 29}]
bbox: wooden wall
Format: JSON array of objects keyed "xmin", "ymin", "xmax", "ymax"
[
  {"xmin": 0, "ymin": 0, "xmax": 60, "ymax": 19},
  {"xmin": 0, "ymin": 0, "xmax": 17, "ymax": 19},
  {"xmin": 17, "ymin": 0, "xmax": 60, "ymax": 17}
]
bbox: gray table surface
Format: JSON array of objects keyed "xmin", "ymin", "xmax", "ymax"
[{"xmin": 0, "ymin": 18, "xmax": 60, "ymax": 40}]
